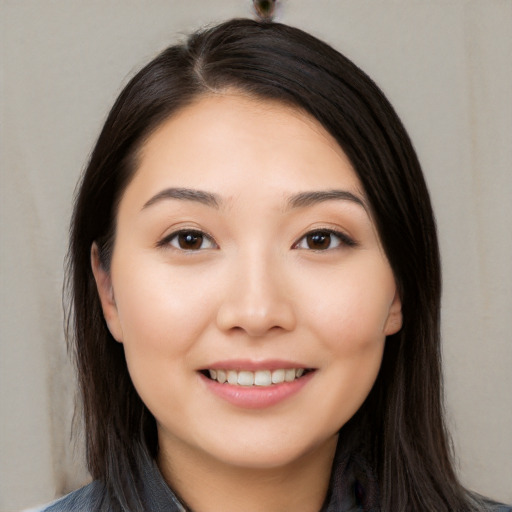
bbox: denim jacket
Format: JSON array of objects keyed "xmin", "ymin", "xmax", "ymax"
[{"xmin": 29, "ymin": 445, "xmax": 511, "ymax": 512}]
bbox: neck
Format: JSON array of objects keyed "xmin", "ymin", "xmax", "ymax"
[{"xmin": 157, "ymin": 435, "xmax": 339, "ymax": 512}]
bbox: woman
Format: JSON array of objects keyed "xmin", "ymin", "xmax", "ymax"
[{"xmin": 38, "ymin": 18, "xmax": 509, "ymax": 512}]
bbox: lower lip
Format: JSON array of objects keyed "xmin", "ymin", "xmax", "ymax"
[{"xmin": 199, "ymin": 371, "xmax": 315, "ymax": 409}]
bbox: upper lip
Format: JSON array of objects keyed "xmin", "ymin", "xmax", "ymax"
[{"xmin": 200, "ymin": 359, "xmax": 312, "ymax": 371}]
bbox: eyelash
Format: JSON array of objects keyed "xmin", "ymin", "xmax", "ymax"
[
  {"xmin": 293, "ymin": 229, "xmax": 357, "ymax": 251},
  {"xmin": 157, "ymin": 228, "xmax": 356, "ymax": 252},
  {"xmin": 157, "ymin": 229, "xmax": 218, "ymax": 251}
]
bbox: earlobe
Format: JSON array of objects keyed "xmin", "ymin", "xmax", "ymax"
[
  {"xmin": 384, "ymin": 290, "xmax": 403, "ymax": 336},
  {"xmin": 91, "ymin": 243, "xmax": 124, "ymax": 343}
]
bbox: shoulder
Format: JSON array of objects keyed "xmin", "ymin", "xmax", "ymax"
[
  {"xmin": 480, "ymin": 497, "xmax": 512, "ymax": 512},
  {"xmin": 485, "ymin": 503, "xmax": 512, "ymax": 512},
  {"xmin": 27, "ymin": 481, "xmax": 109, "ymax": 512}
]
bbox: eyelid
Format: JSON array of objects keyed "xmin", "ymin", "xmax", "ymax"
[
  {"xmin": 292, "ymin": 228, "xmax": 357, "ymax": 250},
  {"xmin": 156, "ymin": 228, "xmax": 218, "ymax": 251}
]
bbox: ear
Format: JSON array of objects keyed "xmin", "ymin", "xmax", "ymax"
[
  {"xmin": 91, "ymin": 243, "xmax": 124, "ymax": 343},
  {"xmin": 383, "ymin": 289, "xmax": 402, "ymax": 336}
]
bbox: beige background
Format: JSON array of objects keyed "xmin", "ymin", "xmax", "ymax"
[{"xmin": 1, "ymin": 1, "xmax": 511, "ymax": 510}]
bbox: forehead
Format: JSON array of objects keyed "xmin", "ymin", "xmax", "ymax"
[{"xmin": 124, "ymin": 93, "xmax": 363, "ymax": 209}]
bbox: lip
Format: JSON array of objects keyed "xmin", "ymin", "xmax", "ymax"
[
  {"xmin": 203, "ymin": 359, "xmax": 309, "ymax": 371},
  {"xmin": 198, "ymin": 360, "xmax": 315, "ymax": 409}
]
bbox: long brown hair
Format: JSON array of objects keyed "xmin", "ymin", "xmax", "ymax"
[{"xmin": 66, "ymin": 18, "xmax": 476, "ymax": 511}]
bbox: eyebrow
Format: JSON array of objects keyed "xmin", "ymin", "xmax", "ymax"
[
  {"xmin": 141, "ymin": 187, "xmax": 367, "ymax": 212},
  {"xmin": 287, "ymin": 190, "xmax": 368, "ymax": 211},
  {"xmin": 142, "ymin": 187, "xmax": 220, "ymax": 210}
]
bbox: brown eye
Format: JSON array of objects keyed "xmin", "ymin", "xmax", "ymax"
[
  {"xmin": 306, "ymin": 232, "xmax": 332, "ymax": 250},
  {"xmin": 178, "ymin": 232, "xmax": 203, "ymax": 250},
  {"xmin": 294, "ymin": 229, "xmax": 356, "ymax": 251},
  {"xmin": 162, "ymin": 230, "xmax": 217, "ymax": 251}
]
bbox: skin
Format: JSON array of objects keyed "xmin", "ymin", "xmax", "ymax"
[{"xmin": 92, "ymin": 92, "xmax": 402, "ymax": 512}]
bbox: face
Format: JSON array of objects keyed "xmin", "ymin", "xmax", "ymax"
[{"xmin": 93, "ymin": 93, "xmax": 402, "ymax": 472}]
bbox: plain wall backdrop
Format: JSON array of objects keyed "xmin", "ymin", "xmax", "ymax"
[{"xmin": 1, "ymin": 1, "xmax": 511, "ymax": 510}]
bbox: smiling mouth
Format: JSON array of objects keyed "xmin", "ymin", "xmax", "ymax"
[{"xmin": 200, "ymin": 368, "xmax": 314, "ymax": 387}]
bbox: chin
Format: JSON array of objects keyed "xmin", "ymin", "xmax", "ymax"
[{"xmin": 200, "ymin": 430, "xmax": 339, "ymax": 471}]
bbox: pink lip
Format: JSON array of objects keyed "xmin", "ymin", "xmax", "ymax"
[
  {"xmin": 203, "ymin": 359, "xmax": 309, "ymax": 371},
  {"xmin": 198, "ymin": 368, "xmax": 315, "ymax": 410}
]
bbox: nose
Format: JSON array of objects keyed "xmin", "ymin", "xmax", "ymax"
[{"xmin": 216, "ymin": 251, "xmax": 296, "ymax": 338}]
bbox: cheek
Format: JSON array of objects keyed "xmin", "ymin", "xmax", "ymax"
[
  {"xmin": 295, "ymin": 257, "xmax": 393, "ymax": 419},
  {"xmin": 111, "ymin": 258, "xmax": 220, "ymax": 420},
  {"xmin": 302, "ymin": 259, "xmax": 395, "ymax": 348},
  {"xmin": 304, "ymin": 274, "xmax": 390, "ymax": 425},
  {"xmin": 110, "ymin": 255, "xmax": 222, "ymax": 387}
]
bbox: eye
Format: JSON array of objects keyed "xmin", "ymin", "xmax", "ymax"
[
  {"xmin": 293, "ymin": 229, "xmax": 356, "ymax": 251},
  {"xmin": 159, "ymin": 230, "xmax": 217, "ymax": 251}
]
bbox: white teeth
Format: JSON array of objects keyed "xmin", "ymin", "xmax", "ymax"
[
  {"xmin": 207, "ymin": 368, "xmax": 308, "ymax": 387},
  {"xmin": 254, "ymin": 370, "xmax": 272, "ymax": 386},
  {"xmin": 237, "ymin": 371, "xmax": 254, "ymax": 386},
  {"xmin": 271, "ymin": 369, "xmax": 285, "ymax": 384},
  {"xmin": 284, "ymin": 369, "xmax": 296, "ymax": 382}
]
